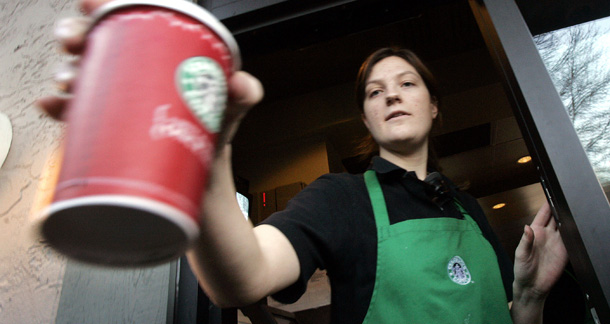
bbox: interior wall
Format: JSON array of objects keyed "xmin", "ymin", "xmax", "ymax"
[
  {"xmin": 233, "ymin": 135, "xmax": 330, "ymax": 194},
  {"xmin": 233, "ymin": 82, "xmax": 362, "ymax": 160},
  {"xmin": 231, "ymin": 79, "xmax": 363, "ymax": 195}
]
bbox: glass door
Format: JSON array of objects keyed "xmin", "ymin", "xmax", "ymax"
[{"xmin": 533, "ymin": 17, "xmax": 610, "ymax": 202}]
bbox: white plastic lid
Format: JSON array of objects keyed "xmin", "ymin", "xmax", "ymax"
[{"xmin": 91, "ymin": 0, "xmax": 241, "ymax": 72}]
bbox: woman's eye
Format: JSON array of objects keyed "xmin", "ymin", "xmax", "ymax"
[
  {"xmin": 401, "ymin": 81, "xmax": 414, "ymax": 87},
  {"xmin": 369, "ymin": 90, "xmax": 382, "ymax": 98}
]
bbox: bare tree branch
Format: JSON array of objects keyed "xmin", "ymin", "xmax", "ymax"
[{"xmin": 534, "ymin": 20, "xmax": 610, "ymax": 181}]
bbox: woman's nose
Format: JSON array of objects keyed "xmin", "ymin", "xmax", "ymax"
[{"xmin": 386, "ymin": 94, "xmax": 402, "ymax": 106}]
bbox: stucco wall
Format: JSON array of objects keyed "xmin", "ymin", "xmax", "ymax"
[{"xmin": 0, "ymin": 0, "xmax": 77, "ymax": 323}]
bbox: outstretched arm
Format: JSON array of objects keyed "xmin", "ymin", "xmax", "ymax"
[
  {"xmin": 510, "ymin": 201, "xmax": 568, "ymax": 324},
  {"xmin": 186, "ymin": 72, "xmax": 300, "ymax": 307}
]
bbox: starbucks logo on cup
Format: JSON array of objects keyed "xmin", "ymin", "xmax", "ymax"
[
  {"xmin": 447, "ymin": 256, "xmax": 472, "ymax": 285},
  {"xmin": 176, "ymin": 57, "xmax": 227, "ymax": 133}
]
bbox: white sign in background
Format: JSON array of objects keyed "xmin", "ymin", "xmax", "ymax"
[{"xmin": 0, "ymin": 112, "xmax": 12, "ymax": 169}]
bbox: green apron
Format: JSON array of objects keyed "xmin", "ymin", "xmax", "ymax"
[{"xmin": 362, "ymin": 170, "xmax": 512, "ymax": 324}]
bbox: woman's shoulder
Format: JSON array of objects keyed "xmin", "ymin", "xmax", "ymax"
[
  {"xmin": 292, "ymin": 172, "xmax": 368, "ymax": 205},
  {"xmin": 317, "ymin": 171, "xmax": 364, "ymax": 182},
  {"xmin": 309, "ymin": 172, "xmax": 366, "ymax": 192}
]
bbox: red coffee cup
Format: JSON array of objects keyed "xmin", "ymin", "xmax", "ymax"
[{"xmin": 37, "ymin": 0, "xmax": 240, "ymax": 266}]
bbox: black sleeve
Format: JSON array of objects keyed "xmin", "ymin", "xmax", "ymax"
[
  {"xmin": 259, "ymin": 173, "xmax": 356, "ymax": 304},
  {"xmin": 457, "ymin": 191, "xmax": 515, "ymax": 302}
]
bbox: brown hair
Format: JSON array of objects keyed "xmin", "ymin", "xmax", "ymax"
[{"xmin": 354, "ymin": 47, "xmax": 441, "ymax": 171}]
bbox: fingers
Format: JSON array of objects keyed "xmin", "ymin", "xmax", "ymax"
[
  {"xmin": 39, "ymin": 2, "xmax": 94, "ymax": 121},
  {"xmin": 37, "ymin": 58, "xmax": 80, "ymax": 120},
  {"xmin": 227, "ymin": 71, "xmax": 264, "ymax": 110},
  {"xmin": 55, "ymin": 0, "xmax": 114, "ymax": 53},
  {"xmin": 531, "ymin": 201, "xmax": 552, "ymax": 227},
  {"xmin": 55, "ymin": 17, "xmax": 91, "ymax": 54},
  {"xmin": 548, "ymin": 213, "xmax": 559, "ymax": 231},
  {"xmin": 518, "ymin": 224, "xmax": 535, "ymax": 257},
  {"xmin": 36, "ymin": 95, "xmax": 71, "ymax": 120},
  {"xmin": 216, "ymin": 72, "xmax": 264, "ymax": 146},
  {"xmin": 80, "ymin": 0, "xmax": 115, "ymax": 14},
  {"xmin": 54, "ymin": 59, "xmax": 80, "ymax": 93},
  {"xmin": 40, "ymin": 4, "xmax": 92, "ymax": 120}
]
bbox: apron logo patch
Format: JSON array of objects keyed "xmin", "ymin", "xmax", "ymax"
[{"xmin": 447, "ymin": 256, "xmax": 472, "ymax": 285}]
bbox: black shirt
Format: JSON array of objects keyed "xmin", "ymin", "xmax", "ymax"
[{"xmin": 261, "ymin": 157, "xmax": 514, "ymax": 323}]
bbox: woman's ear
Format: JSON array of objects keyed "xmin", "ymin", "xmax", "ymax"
[{"xmin": 431, "ymin": 98, "xmax": 439, "ymax": 119}]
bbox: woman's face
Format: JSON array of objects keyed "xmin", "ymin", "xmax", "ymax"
[{"xmin": 362, "ymin": 56, "xmax": 438, "ymax": 154}]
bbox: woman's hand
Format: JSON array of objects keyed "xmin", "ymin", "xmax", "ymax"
[
  {"xmin": 514, "ymin": 201, "xmax": 568, "ymax": 297},
  {"xmin": 36, "ymin": 0, "xmax": 263, "ymax": 144},
  {"xmin": 511, "ymin": 201, "xmax": 568, "ymax": 323}
]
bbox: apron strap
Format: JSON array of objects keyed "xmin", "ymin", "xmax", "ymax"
[
  {"xmin": 365, "ymin": 170, "xmax": 478, "ymax": 230},
  {"xmin": 364, "ymin": 170, "xmax": 390, "ymax": 227},
  {"xmin": 453, "ymin": 198, "xmax": 483, "ymax": 235},
  {"xmin": 453, "ymin": 198, "xmax": 468, "ymax": 214}
]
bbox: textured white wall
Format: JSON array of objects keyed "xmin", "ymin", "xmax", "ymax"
[{"xmin": 0, "ymin": 0, "xmax": 78, "ymax": 323}]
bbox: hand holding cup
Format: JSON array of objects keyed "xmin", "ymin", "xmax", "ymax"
[{"xmin": 36, "ymin": 0, "xmax": 263, "ymax": 267}]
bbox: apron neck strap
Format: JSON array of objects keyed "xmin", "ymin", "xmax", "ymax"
[
  {"xmin": 365, "ymin": 170, "xmax": 475, "ymax": 228},
  {"xmin": 364, "ymin": 170, "xmax": 391, "ymax": 227}
]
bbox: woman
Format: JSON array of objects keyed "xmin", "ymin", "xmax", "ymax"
[
  {"xmin": 252, "ymin": 48, "xmax": 517, "ymax": 323},
  {"xmin": 39, "ymin": 1, "xmax": 567, "ymax": 323}
]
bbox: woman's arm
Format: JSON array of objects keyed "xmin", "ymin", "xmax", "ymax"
[
  {"xmin": 186, "ymin": 141, "xmax": 301, "ymax": 308},
  {"xmin": 510, "ymin": 202, "xmax": 568, "ymax": 323},
  {"xmin": 184, "ymin": 70, "xmax": 301, "ymax": 307}
]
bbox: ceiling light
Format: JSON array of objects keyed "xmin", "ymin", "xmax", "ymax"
[
  {"xmin": 492, "ymin": 203, "xmax": 506, "ymax": 210},
  {"xmin": 517, "ymin": 156, "xmax": 532, "ymax": 164}
]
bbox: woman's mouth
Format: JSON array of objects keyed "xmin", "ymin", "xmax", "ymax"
[{"xmin": 386, "ymin": 111, "xmax": 410, "ymax": 121}]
